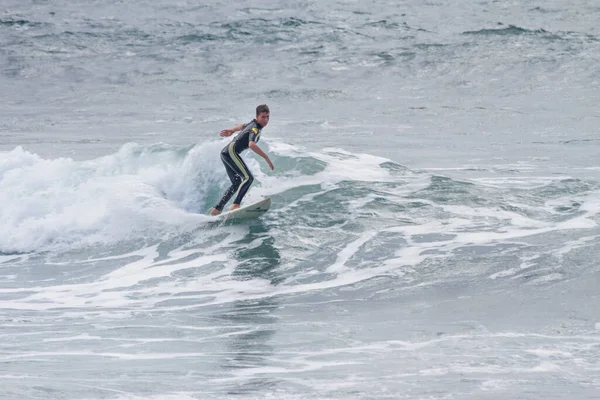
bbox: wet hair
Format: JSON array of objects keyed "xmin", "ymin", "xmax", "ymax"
[{"xmin": 256, "ymin": 104, "xmax": 270, "ymax": 116}]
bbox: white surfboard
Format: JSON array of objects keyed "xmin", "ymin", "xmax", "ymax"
[{"xmin": 213, "ymin": 198, "xmax": 271, "ymax": 222}]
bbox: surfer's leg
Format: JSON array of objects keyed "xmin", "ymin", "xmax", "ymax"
[
  {"xmin": 211, "ymin": 153, "xmax": 242, "ymax": 214},
  {"xmin": 231, "ymin": 169, "xmax": 253, "ymax": 209},
  {"xmin": 227, "ymin": 146, "xmax": 254, "ymax": 209},
  {"xmin": 212, "ymin": 181, "xmax": 239, "ymax": 214}
]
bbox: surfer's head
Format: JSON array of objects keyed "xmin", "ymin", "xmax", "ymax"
[{"xmin": 256, "ymin": 104, "xmax": 270, "ymax": 127}]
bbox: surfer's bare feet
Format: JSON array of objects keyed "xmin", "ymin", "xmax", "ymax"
[
  {"xmin": 230, "ymin": 204, "xmax": 241, "ymax": 211},
  {"xmin": 209, "ymin": 208, "xmax": 221, "ymax": 216}
]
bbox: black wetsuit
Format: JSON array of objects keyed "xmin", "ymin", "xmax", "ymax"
[{"xmin": 213, "ymin": 119, "xmax": 263, "ymax": 211}]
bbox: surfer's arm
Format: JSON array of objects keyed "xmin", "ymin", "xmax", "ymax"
[
  {"xmin": 220, "ymin": 124, "xmax": 244, "ymax": 137},
  {"xmin": 249, "ymin": 141, "xmax": 274, "ymax": 170}
]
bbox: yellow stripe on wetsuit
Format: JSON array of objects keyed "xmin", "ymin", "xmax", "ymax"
[{"xmin": 228, "ymin": 141, "xmax": 250, "ymax": 199}]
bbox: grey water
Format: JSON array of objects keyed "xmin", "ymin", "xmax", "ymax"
[{"xmin": 1, "ymin": 0, "xmax": 599, "ymax": 399}]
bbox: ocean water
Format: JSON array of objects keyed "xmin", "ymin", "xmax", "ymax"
[{"xmin": 1, "ymin": 1, "xmax": 599, "ymax": 399}]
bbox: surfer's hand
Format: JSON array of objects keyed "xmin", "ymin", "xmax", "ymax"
[
  {"xmin": 220, "ymin": 129, "xmax": 233, "ymax": 137},
  {"xmin": 266, "ymin": 158, "xmax": 274, "ymax": 170}
]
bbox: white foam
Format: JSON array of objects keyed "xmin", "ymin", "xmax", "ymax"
[
  {"xmin": 525, "ymin": 349, "xmax": 573, "ymax": 358},
  {"xmin": 489, "ymin": 268, "xmax": 520, "ymax": 279},
  {"xmin": 471, "ymin": 176, "xmax": 561, "ymax": 189},
  {"xmin": 529, "ymin": 361, "xmax": 562, "ymax": 372},
  {"xmin": 43, "ymin": 333, "xmax": 103, "ymax": 342},
  {"xmin": 0, "ymin": 350, "xmax": 207, "ymax": 361},
  {"xmin": 418, "ymin": 367, "xmax": 449, "ymax": 376},
  {"xmin": 325, "ymin": 231, "xmax": 379, "ymax": 273},
  {"xmin": 480, "ymin": 379, "xmax": 515, "ymax": 391},
  {"xmin": 107, "ymin": 396, "xmax": 198, "ymax": 400},
  {"xmin": 552, "ymin": 235, "xmax": 600, "ymax": 258},
  {"xmin": 0, "ymin": 145, "xmax": 213, "ymax": 253}
]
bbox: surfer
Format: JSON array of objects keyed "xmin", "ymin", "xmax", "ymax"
[{"xmin": 209, "ymin": 104, "xmax": 274, "ymax": 216}]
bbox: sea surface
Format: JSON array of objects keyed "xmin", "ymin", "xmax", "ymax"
[{"xmin": 1, "ymin": 1, "xmax": 599, "ymax": 399}]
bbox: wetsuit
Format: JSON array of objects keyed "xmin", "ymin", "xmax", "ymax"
[{"xmin": 213, "ymin": 119, "xmax": 263, "ymax": 211}]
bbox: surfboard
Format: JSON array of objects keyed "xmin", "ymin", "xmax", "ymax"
[{"xmin": 212, "ymin": 198, "xmax": 271, "ymax": 222}]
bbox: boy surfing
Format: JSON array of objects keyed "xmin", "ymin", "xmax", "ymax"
[{"xmin": 209, "ymin": 104, "xmax": 274, "ymax": 216}]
